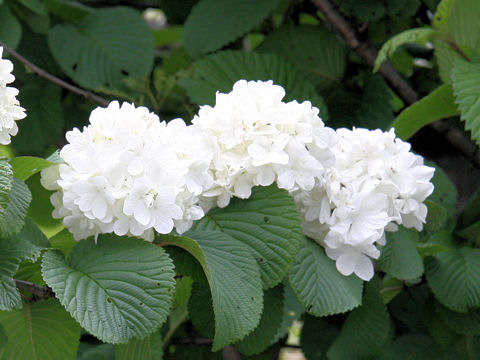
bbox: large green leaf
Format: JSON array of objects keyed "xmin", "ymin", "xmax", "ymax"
[
  {"xmin": 0, "ymin": 178, "xmax": 32, "ymax": 237},
  {"xmin": 391, "ymin": 84, "xmax": 460, "ymax": 140},
  {"xmin": 0, "ymin": 299, "xmax": 81, "ymax": 360},
  {"xmin": 180, "ymin": 51, "xmax": 328, "ymax": 120},
  {"xmin": 13, "ymin": 79, "xmax": 63, "ymax": 155},
  {"xmin": 235, "ymin": 285, "xmax": 284, "ymax": 355},
  {"xmin": 436, "ymin": 302, "xmax": 480, "ymax": 335},
  {"xmin": 44, "ymin": 0, "xmax": 92, "ymax": 22},
  {"xmin": 114, "ymin": 330, "xmax": 162, "ymax": 360},
  {"xmin": 0, "ymin": 219, "xmax": 48, "ymax": 310},
  {"xmin": 425, "ymin": 248, "xmax": 480, "ymax": 312},
  {"xmin": 41, "ymin": 235, "xmax": 175, "ymax": 344},
  {"xmin": 183, "ymin": 0, "xmax": 280, "ymax": 58},
  {"xmin": 327, "ymin": 283, "xmax": 391, "ymax": 360},
  {"xmin": 0, "ymin": 3, "xmax": 22, "ymax": 49},
  {"xmin": 452, "ymin": 58, "xmax": 480, "ymax": 146},
  {"xmin": 191, "ymin": 185, "xmax": 302, "ymax": 289},
  {"xmin": 288, "ymin": 239, "xmax": 363, "ymax": 317},
  {"xmin": 162, "ymin": 231, "xmax": 263, "ymax": 351},
  {"xmin": 374, "ymin": 27, "xmax": 437, "ymax": 73},
  {"xmin": 433, "ymin": 38, "xmax": 461, "ymax": 83},
  {"xmin": 257, "ymin": 24, "xmax": 346, "ymax": 90},
  {"xmin": 48, "ymin": 7, "xmax": 154, "ymax": 89},
  {"xmin": 10, "ymin": 156, "xmax": 60, "ymax": 181},
  {"xmin": 378, "ymin": 227, "xmax": 424, "ymax": 280}
]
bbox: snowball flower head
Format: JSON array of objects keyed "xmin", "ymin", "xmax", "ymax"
[
  {"xmin": 191, "ymin": 79, "xmax": 336, "ymax": 209},
  {"xmin": 41, "ymin": 101, "xmax": 212, "ymax": 241},
  {"xmin": 0, "ymin": 47, "xmax": 26, "ymax": 145},
  {"xmin": 294, "ymin": 127, "xmax": 434, "ymax": 281}
]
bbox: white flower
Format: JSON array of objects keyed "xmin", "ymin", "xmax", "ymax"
[{"xmin": 0, "ymin": 47, "xmax": 25, "ymax": 145}]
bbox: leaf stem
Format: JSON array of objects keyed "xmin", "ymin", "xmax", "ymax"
[
  {"xmin": 15, "ymin": 279, "xmax": 55, "ymax": 300},
  {"xmin": 0, "ymin": 41, "xmax": 109, "ymax": 107}
]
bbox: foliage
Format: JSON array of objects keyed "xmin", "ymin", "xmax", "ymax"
[{"xmin": 0, "ymin": 0, "xmax": 479, "ymax": 359}]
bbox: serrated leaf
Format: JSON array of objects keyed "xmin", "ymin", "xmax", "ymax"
[
  {"xmin": 453, "ymin": 58, "xmax": 480, "ymax": 146},
  {"xmin": 0, "ymin": 159, "xmax": 13, "ymax": 221},
  {"xmin": 257, "ymin": 24, "xmax": 346, "ymax": 90},
  {"xmin": 192, "ymin": 186, "xmax": 302, "ymax": 289},
  {"xmin": 427, "ymin": 161, "xmax": 457, "ymax": 219},
  {"xmin": 162, "ymin": 231, "xmax": 263, "ymax": 351},
  {"xmin": 425, "ymin": 247, "xmax": 480, "ymax": 312},
  {"xmin": 0, "ymin": 3, "xmax": 22, "ymax": 49},
  {"xmin": 183, "ymin": 0, "xmax": 280, "ymax": 58},
  {"xmin": 0, "ymin": 299, "xmax": 80, "ymax": 360},
  {"xmin": 392, "ymin": 84, "xmax": 460, "ymax": 139},
  {"xmin": 417, "ymin": 231, "xmax": 452, "ymax": 257},
  {"xmin": 41, "ymin": 235, "xmax": 175, "ymax": 344},
  {"xmin": 300, "ymin": 315, "xmax": 338, "ymax": 360},
  {"xmin": 115, "ymin": 330, "xmax": 162, "ymax": 360},
  {"xmin": 288, "ymin": 239, "xmax": 363, "ymax": 317},
  {"xmin": 180, "ymin": 51, "xmax": 328, "ymax": 120},
  {"xmin": 271, "ymin": 283, "xmax": 304, "ymax": 344},
  {"xmin": 436, "ymin": 301, "xmax": 480, "ymax": 335},
  {"xmin": 434, "ymin": 38, "xmax": 461, "ymax": 83},
  {"xmin": 235, "ymin": 285, "xmax": 284, "ymax": 355},
  {"xmin": 10, "ymin": 156, "xmax": 59, "ymax": 181},
  {"xmin": 13, "ymin": 79, "xmax": 63, "ymax": 155},
  {"xmin": 0, "ymin": 219, "xmax": 47, "ymax": 310},
  {"xmin": 374, "ymin": 27, "xmax": 437, "ymax": 72},
  {"xmin": 378, "ymin": 227, "xmax": 424, "ymax": 280},
  {"xmin": 424, "ymin": 199, "xmax": 448, "ymax": 233},
  {"xmin": 327, "ymin": 283, "xmax": 390, "ymax": 360},
  {"xmin": 48, "ymin": 6, "xmax": 154, "ymax": 90},
  {"xmin": 0, "ymin": 178, "xmax": 32, "ymax": 237}
]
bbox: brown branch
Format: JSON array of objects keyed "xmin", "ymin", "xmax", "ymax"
[
  {"xmin": 311, "ymin": 0, "xmax": 418, "ymax": 104},
  {"xmin": 15, "ymin": 279, "xmax": 55, "ymax": 300},
  {"xmin": 0, "ymin": 41, "xmax": 109, "ymax": 107}
]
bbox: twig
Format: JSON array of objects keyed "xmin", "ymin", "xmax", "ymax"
[
  {"xmin": 15, "ymin": 279, "xmax": 55, "ymax": 300},
  {"xmin": 0, "ymin": 41, "xmax": 109, "ymax": 107},
  {"xmin": 311, "ymin": 0, "xmax": 480, "ymax": 166},
  {"xmin": 311, "ymin": 0, "xmax": 418, "ymax": 104}
]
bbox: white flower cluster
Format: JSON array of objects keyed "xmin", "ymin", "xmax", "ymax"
[
  {"xmin": 41, "ymin": 80, "xmax": 434, "ymax": 281},
  {"xmin": 294, "ymin": 128, "xmax": 434, "ymax": 280},
  {"xmin": 41, "ymin": 102, "xmax": 211, "ymax": 241},
  {"xmin": 0, "ymin": 47, "xmax": 25, "ymax": 145}
]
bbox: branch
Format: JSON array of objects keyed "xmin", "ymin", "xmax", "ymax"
[
  {"xmin": 311, "ymin": 0, "xmax": 418, "ymax": 104},
  {"xmin": 15, "ymin": 279, "xmax": 55, "ymax": 300},
  {"xmin": 0, "ymin": 42, "xmax": 109, "ymax": 107}
]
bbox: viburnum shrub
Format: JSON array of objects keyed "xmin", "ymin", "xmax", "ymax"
[{"xmin": 1, "ymin": 0, "xmax": 480, "ymax": 359}]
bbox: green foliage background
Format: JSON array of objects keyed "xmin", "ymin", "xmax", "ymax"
[{"xmin": 0, "ymin": 0, "xmax": 479, "ymax": 359}]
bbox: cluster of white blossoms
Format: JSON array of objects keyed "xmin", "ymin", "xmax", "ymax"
[
  {"xmin": 0, "ymin": 47, "xmax": 26, "ymax": 145},
  {"xmin": 293, "ymin": 128, "xmax": 434, "ymax": 280},
  {"xmin": 41, "ymin": 79, "xmax": 434, "ymax": 281}
]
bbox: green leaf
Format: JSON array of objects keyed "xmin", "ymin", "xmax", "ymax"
[
  {"xmin": 10, "ymin": 156, "xmax": 59, "ymax": 181},
  {"xmin": 436, "ymin": 302, "xmax": 480, "ymax": 335},
  {"xmin": 13, "ymin": 79, "xmax": 63, "ymax": 155},
  {"xmin": 8, "ymin": 0, "xmax": 49, "ymax": 34},
  {"xmin": 188, "ymin": 282, "xmax": 215, "ymax": 338},
  {"xmin": 391, "ymin": 84, "xmax": 460, "ymax": 140},
  {"xmin": 41, "ymin": 235, "xmax": 175, "ymax": 344},
  {"xmin": 115, "ymin": 330, "xmax": 162, "ymax": 360},
  {"xmin": 0, "ymin": 324, "xmax": 6, "ymax": 352},
  {"xmin": 433, "ymin": 38, "xmax": 461, "ymax": 83},
  {"xmin": 162, "ymin": 231, "xmax": 263, "ymax": 351},
  {"xmin": 77, "ymin": 343, "xmax": 115, "ymax": 360},
  {"xmin": 0, "ymin": 159, "xmax": 13, "ymax": 222},
  {"xmin": 424, "ymin": 199, "xmax": 448, "ymax": 233},
  {"xmin": 388, "ymin": 284, "xmax": 430, "ymax": 333},
  {"xmin": 457, "ymin": 221, "xmax": 480, "ymax": 243},
  {"xmin": 327, "ymin": 282, "xmax": 391, "ymax": 360},
  {"xmin": 0, "ymin": 219, "xmax": 47, "ymax": 310},
  {"xmin": 288, "ymin": 239, "xmax": 363, "ymax": 317},
  {"xmin": 452, "ymin": 58, "xmax": 480, "ymax": 146},
  {"xmin": 0, "ymin": 178, "xmax": 32, "ymax": 237},
  {"xmin": 183, "ymin": 0, "xmax": 281, "ymax": 58},
  {"xmin": 191, "ymin": 186, "xmax": 302, "ymax": 289},
  {"xmin": 257, "ymin": 24, "xmax": 346, "ymax": 90},
  {"xmin": 376, "ymin": 334, "xmax": 443, "ymax": 360},
  {"xmin": 425, "ymin": 247, "xmax": 480, "ymax": 312},
  {"xmin": 44, "ymin": 0, "xmax": 92, "ymax": 22},
  {"xmin": 271, "ymin": 283, "xmax": 304, "ymax": 344},
  {"xmin": 172, "ymin": 276, "xmax": 193, "ymax": 311},
  {"xmin": 417, "ymin": 231, "xmax": 452, "ymax": 257},
  {"xmin": 300, "ymin": 315, "xmax": 338, "ymax": 360},
  {"xmin": 374, "ymin": 27, "xmax": 437, "ymax": 72},
  {"xmin": 428, "ymin": 161, "xmax": 457, "ymax": 219},
  {"xmin": 180, "ymin": 51, "xmax": 328, "ymax": 120},
  {"xmin": 378, "ymin": 227, "xmax": 424, "ymax": 280},
  {"xmin": 355, "ymin": 75, "xmax": 393, "ymax": 130},
  {"xmin": 49, "ymin": 229, "xmax": 76, "ymax": 256},
  {"xmin": 0, "ymin": 3, "xmax": 22, "ymax": 49},
  {"xmin": 235, "ymin": 285, "xmax": 284, "ymax": 355},
  {"xmin": 458, "ymin": 185, "xmax": 480, "ymax": 229},
  {"xmin": 0, "ymin": 299, "xmax": 80, "ymax": 359},
  {"xmin": 48, "ymin": 7, "xmax": 154, "ymax": 90}
]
